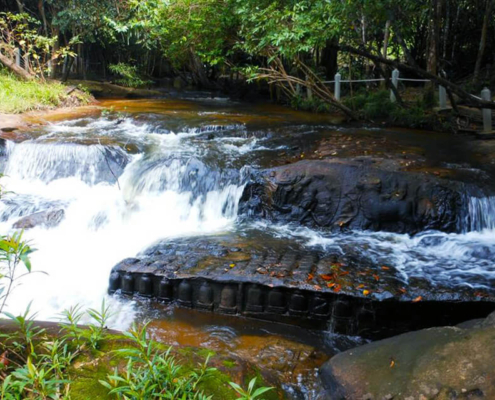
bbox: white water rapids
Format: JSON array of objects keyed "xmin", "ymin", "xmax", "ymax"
[
  {"xmin": 0, "ymin": 117, "xmax": 248, "ymax": 329},
  {"xmin": 0, "ymin": 108, "xmax": 494, "ymax": 330}
]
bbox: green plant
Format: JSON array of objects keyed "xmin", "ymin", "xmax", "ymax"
[
  {"xmin": 100, "ymin": 322, "xmax": 215, "ymax": 399},
  {"xmin": 0, "ymin": 231, "xmax": 34, "ymax": 314},
  {"xmin": 108, "ymin": 63, "xmax": 152, "ymax": 88},
  {"xmin": 86, "ymin": 300, "xmax": 112, "ymax": 350},
  {"xmin": 229, "ymin": 378, "xmax": 274, "ymax": 400}
]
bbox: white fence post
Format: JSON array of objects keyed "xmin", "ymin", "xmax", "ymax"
[
  {"xmin": 390, "ymin": 69, "xmax": 399, "ymax": 102},
  {"xmin": 14, "ymin": 48, "xmax": 21, "ymax": 67},
  {"xmin": 439, "ymin": 85, "xmax": 447, "ymax": 109},
  {"xmin": 481, "ymin": 87, "xmax": 492, "ymax": 133},
  {"xmin": 23, "ymin": 54, "xmax": 29, "ymax": 71},
  {"xmin": 334, "ymin": 72, "xmax": 341, "ymax": 101}
]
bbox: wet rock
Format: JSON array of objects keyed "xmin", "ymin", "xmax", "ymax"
[
  {"xmin": 13, "ymin": 209, "xmax": 65, "ymax": 230},
  {"xmin": 318, "ymin": 311, "xmax": 495, "ymax": 400},
  {"xmin": 240, "ymin": 159, "xmax": 468, "ymax": 234},
  {"xmin": 109, "ymin": 232, "xmax": 495, "ymax": 339}
]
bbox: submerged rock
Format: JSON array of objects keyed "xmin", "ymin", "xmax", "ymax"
[
  {"xmin": 318, "ymin": 310, "xmax": 495, "ymax": 400},
  {"xmin": 13, "ymin": 209, "xmax": 65, "ymax": 230},
  {"xmin": 240, "ymin": 159, "xmax": 468, "ymax": 234}
]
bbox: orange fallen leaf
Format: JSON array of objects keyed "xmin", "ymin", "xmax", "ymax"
[
  {"xmin": 412, "ymin": 296, "xmax": 422, "ymax": 302},
  {"xmin": 381, "ymin": 266, "xmax": 390, "ymax": 271},
  {"xmin": 373, "ymin": 274, "xmax": 380, "ymax": 281},
  {"xmin": 339, "ymin": 271, "xmax": 350, "ymax": 276},
  {"xmin": 333, "ymin": 284, "xmax": 342, "ymax": 293},
  {"xmin": 320, "ymin": 274, "xmax": 333, "ymax": 281},
  {"xmin": 313, "ymin": 285, "xmax": 322, "ymax": 291},
  {"xmin": 363, "ymin": 290, "xmax": 370, "ymax": 296},
  {"xmin": 390, "ymin": 359, "xmax": 395, "ymax": 368},
  {"xmin": 307, "ymin": 273, "xmax": 314, "ymax": 282},
  {"xmin": 398, "ymin": 288, "xmax": 407, "ymax": 294},
  {"xmin": 327, "ymin": 282, "xmax": 336, "ymax": 288},
  {"xmin": 229, "ymin": 263, "xmax": 235, "ymax": 268},
  {"xmin": 357, "ymin": 284, "xmax": 365, "ymax": 289}
]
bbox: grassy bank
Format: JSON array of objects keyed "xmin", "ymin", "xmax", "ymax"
[{"xmin": 0, "ymin": 68, "xmax": 91, "ymax": 114}]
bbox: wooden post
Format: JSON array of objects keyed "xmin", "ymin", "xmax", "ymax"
[
  {"xmin": 334, "ymin": 72, "xmax": 341, "ymax": 101},
  {"xmin": 481, "ymin": 87, "xmax": 492, "ymax": 132},
  {"xmin": 390, "ymin": 69, "xmax": 399, "ymax": 102},
  {"xmin": 439, "ymin": 85, "xmax": 447, "ymax": 109}
]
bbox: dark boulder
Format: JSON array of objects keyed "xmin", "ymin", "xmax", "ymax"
[
  {"xmin": 318, "ymin": 311, "xmax": 495, "ymax": 400},
  {"xmin": 240, "ymin": 159, "xmax": 468, "ymax": 234}
]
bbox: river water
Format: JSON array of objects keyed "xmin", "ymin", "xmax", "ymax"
[{"xmin": 0, "ymin": 96, "xmax": 494, "ymax": 396}]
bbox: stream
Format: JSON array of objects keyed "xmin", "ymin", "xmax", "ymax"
[{"xmin": 1, "ymin": 96, "xmax": 495, "ymax": 397}]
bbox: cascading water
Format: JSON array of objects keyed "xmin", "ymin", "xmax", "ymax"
[
  {"xmin": 468, "ymin": 196, "xmax": 495, "ymax": 231},
  {"xmin": 0, "ymin": 117, "xmax": 248, "ymax": 329},
  {"xmin": 1, "ymin": 99, "xmax": 495, "ymax": 331}
]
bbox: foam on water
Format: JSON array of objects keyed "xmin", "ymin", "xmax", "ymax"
[
  {"xmin": 0, "ymin": 118, "xmax": 247, "ymax": 329},
  {"xmin": 252, "ymin": 216, "xmax": 495, "ymax": 290}
]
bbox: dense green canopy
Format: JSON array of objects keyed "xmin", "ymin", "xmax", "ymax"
[{"xmin": 1, "ymin": 0, "xmax": 494, "ymax": 107}]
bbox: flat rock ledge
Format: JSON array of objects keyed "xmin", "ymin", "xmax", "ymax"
[{"xmin": 109, "ymin": 233, "xmax": 495, "ymax": 339}]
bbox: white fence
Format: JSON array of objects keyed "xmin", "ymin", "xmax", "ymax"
[{"xmin": 323, "ymin": 69, "xmax": 492, "ymax": 132}]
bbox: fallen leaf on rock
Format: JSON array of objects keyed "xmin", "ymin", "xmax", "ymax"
[
  {"xmin": 229, "ymin": 263, "xmax": 235, "ymax": 268},
  {"xmin": 320, "ymin": 274, "xmax": 333, "ymax": 281},
  {"xmin": 333, "ymin": 284, "xmax": 341, "ymax": 293},
  {"xmin": 381, "ymin": 266, "xmax": 390, "ymax": 271},
  {"xmin": 327, "ymin": 282, "xmax": 336, "ymax": 288},
  {"xmin": 412, "ymin": 296, "xmax": 422, "ymax": 302},
  {"xmin": 306, "ymin": 273, "xmax": 314, "ymax": 282},
  {"xmin": 373, "ymin": 274, "xmax": 380, "ymax": 281},
  {"xmin": 313, "ymin": 285, "xmax": 322, "ymax": 291},
  {"xmin": 357, "ymin": 284, "xmax": 365, "ymax": 289},
  {"xmin": 363, "ymin": 290, "xmax": 370, "ymax": 296},
  {"xmin": 390, "ymin": 358, "xmax": 395, "ymax": 368}
]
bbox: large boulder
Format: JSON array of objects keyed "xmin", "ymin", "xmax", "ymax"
[
  {"xmin": 318, "ymin": 311, "xmax": 495, "ymax": 400},
  {"xmin": 240, "ymin": 158, "xmax": 468, "ymax": 234}
]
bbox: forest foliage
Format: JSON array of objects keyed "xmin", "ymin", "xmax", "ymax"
[{"xmin": 0, "ymin": 1, "xmax": 494, "ymax": 111}]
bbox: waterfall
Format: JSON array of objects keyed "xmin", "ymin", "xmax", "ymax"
[
  {"xmin": 468, "ymin": 196, "xmax": 495, "ymax": 231},
  {"xmin": 0, "ymin": 129, "xmax": 246, "ymax": 328},
  {"xmin": 4, "ymin": 141, "xmax": 129, "ymax": 185}
]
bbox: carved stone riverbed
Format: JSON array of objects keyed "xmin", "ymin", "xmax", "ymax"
[{"xmin": 2, "ymin": 96, "xmax": 495, "ymax": 398}]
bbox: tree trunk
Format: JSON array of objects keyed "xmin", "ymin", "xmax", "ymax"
[
  {"xmin": 38, "ymin": 0, "xmax": 49, "ymax": 36},
  {"xmin": 50, "ymin": 27, "xmax": 60, "ymax": 78},
  {"xmin": 380, "ymin": 20, "xmax": 391, "ymax": 87},
  {"xmin": 15, "ymin": 0, "xmax": 24, "ymax": 13},
  {"xmin": 321, "ymin": 39, "xmax": 339, "ymax": 79},
  {"xmin": 426, "ymin": 0, "xmax": 442, "ymax": 80},
  {"xmin": 473, "ymin": 0, "xmax": 494, "ymax": 83},
  {"xmin": 0, "ymin": 52, "xmax": 35, "ymax": 80}
]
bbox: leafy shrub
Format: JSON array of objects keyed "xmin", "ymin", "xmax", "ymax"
[{"xmin": 108, "ymin": 63, "xmax": 152, "ymax": 88}]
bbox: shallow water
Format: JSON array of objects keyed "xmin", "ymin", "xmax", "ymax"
[{"xmin": 1, "ymin": 95, "xmax": 495, "ymax": 397}]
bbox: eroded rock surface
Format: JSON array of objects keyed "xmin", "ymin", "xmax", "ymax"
[
  {"xmin": 318, "ymin": 311, "xmax": 495, "ymax": 400},
  {"xmin": 110, "ymin": 232, "xmax": 495, "ymax": 339},
  {"xmin": 13, "ymin": 209, "xmax": 65, "ymax": 230},
  {"xmin": 240, "ymin": 159, "xmax": 470, "ymax": 234}
]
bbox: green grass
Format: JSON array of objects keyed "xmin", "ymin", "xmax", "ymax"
[{"xmin": 0, "ymin": 68, "xmax": 75, "ymax": 113}]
